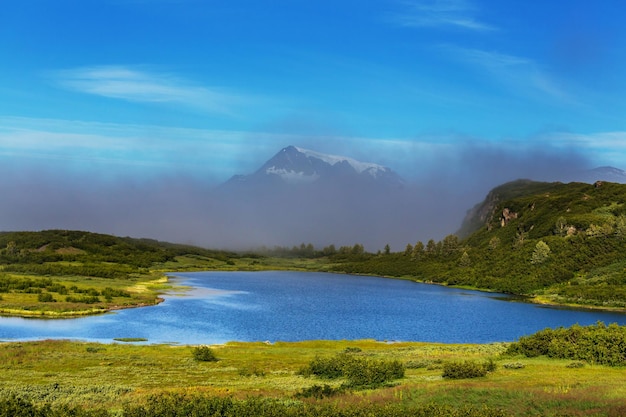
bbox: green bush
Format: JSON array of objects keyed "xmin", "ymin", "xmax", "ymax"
[
  {"xmin": 502, "ymin": 362, "xmax": 525, "ymax": 369},
  {"xmin": 192, "ymin": 346, "xmax": 218, "ymax": 362},
  {"xmin": 299, "ymin": 353, "xmax": 405, "ymax": 388},
  {"xmin": 37, "ymin": 293, "xmax": 55, "ymax": 302},
  {"xmin": 342, "ymin": 357, "xmax": 405, "ymax": 388},
  {"xmin": 343, "ymin": 346, "xmax": 362, "ymax": 353},
  {"xmin": 506, "ymin": 322, "xmax": 626, "ymax": 366},
  {"xmin": 295, "ymin": 384, "xmax": 343, "ymax": 399},
  {"xmin": 442, "ymin": 360, "xmax": 496, "ymax": 379},
  {"xmin": 299, "ymin": 354, "xmax": 352, "ymax": 379}
]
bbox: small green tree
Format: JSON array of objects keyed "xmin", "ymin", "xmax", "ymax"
[
  {"xmin": 459, "ymin": 251, "xmax": 471, "ymax": 267},
  {"xmin": 441, "ymin": 234, "xmax": 459, "ymax": 256},
  {"xmin": 555, "ymin": 216, "xmax": 569, "ymax": 236},
  {"xmin": 488, "ymin": 236, "xmax": 500, "ymax": 250},
  {"xmin": 425, "ymin": 239, "xmax": 437, "ymax": 256},
  {"xmin": 192, "ymin": 346, "xmax": 219, "ymax": 362},
  {"xmin": 411, "ymin": 241, "xmax": 424, "ymax": 259},
  {"xmin": 531, "ymin": 240, "xmax": 550, "ymax": 265},
  {"xmin": 404, "ymin": 243, "xmax": 413, "ymax": 256},
  {"xmin": 351, "ymin": 243, "xmax": 365, "ymax": 255}
]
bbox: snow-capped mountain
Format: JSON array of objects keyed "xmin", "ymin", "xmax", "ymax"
[
  {"xmin": 214, "ymin": 145, "xmax": 421, "ymax": 251},
  {"xmin": 225, "ymin": 145, "xmax": 404, "ymax": 188}
]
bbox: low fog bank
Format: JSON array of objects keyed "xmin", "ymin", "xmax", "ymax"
[{"xmin": 0, "ymin": 143, "xmax": 598, "ymax": 252}]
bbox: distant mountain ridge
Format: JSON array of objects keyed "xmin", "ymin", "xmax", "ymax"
[
  {"xmin": 224, "ymin": 145, "xmax": 404, "ymax": 189},
  {"xmin": 580, "ymin": 166, "xmax": 626, "ymax": 183}
]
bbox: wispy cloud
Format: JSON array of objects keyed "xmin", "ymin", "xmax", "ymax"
[
  {"xmin": 443, "ymin": 46, "xmax": 572, "ymax": 103},
  {"xmin": 52, "ymin": 65, "xmax": 251, "ymax": 115},
  {"xmin": 393, "ymin": 0, "xmax": 496, "ymax": 32},
  {"xmin": 542, "ymin": 131, "xmax": 626, "ymax": 165},
  {"xmin": 3, "ymin": 116, "xmax": 624, "ymax": 183},
  {"xmin": 0, "ymin": 116, "xmax": 275, "ymax": 179}
]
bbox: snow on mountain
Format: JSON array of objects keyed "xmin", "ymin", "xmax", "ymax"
[
  {"xmin": 293, "ymin": 146, "xmax": 389, "ymax": 177},
  {"xmin": 226, "ymin": 145, "xmax": 404, "ymax": 188}
]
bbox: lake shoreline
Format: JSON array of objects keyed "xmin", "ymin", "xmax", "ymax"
[
  {"xmin": 2, "ymin": 268, "xmax": 625, "ymax": 321},
  {"xmin": 332, "ymin": 270, "xmax": 626, "ymax": 314},
  {"xmin": 2, "ymin": 270, "xmax": 626, "ymax": 346}
]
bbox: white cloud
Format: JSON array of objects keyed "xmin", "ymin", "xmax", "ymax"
[
  {"xmin": 52, "ymin": 65, "xmax": 252, "ymax": 115},
  {"xmin": 393, "ymin": 0, "xmax": 496, "ymax": 32},
  {"xmin": 443, "ymin": 46, "xmax": 573, "ymax": 103}
]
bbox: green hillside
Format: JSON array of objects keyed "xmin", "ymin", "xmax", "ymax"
[
  {"xmin": 331, "ymin": 180, "xmax": 626, "ymax": 309},
  {"xmin": 0, "ymin": 230, "xmax": 239, "ymax": 316}
]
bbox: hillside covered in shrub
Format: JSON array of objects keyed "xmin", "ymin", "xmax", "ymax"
[
  {"xmin": 0, "ymin": 230, "xmax": 239, "ymax": 316},
  {"xmin": 331, "ymin": 180, "xmax": 626, "ymax": 309}
]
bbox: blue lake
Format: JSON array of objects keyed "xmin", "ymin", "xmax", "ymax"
[{"xmin": 1, "ymin": 271, "xmax": 626, "ymax": 344}]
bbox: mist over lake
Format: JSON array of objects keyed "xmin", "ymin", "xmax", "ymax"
[{"xmin": 2, "ymin": 271, "xmax": 626, "ymax": 345}]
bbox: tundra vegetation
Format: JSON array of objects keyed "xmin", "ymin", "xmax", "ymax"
[
  {"xmin": 2, "ymin": 181, "xmax": 626, "ymax": 415},
  {"xmin": 1, "ymin": 326, "xmax": 626, "ymax": 416}
]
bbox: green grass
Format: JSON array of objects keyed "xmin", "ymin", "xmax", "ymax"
[
  {"xmin": 0, "ymin": 272, "xmax": 168, "ymax": 317},
  {"xmin": 1, "ymin": 339, "xmax": 625, "ymax": 415}
]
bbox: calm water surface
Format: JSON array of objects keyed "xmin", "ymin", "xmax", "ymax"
[{"xmin": 2, "ymin": 271, "xmax": 626, "ymax": 344}]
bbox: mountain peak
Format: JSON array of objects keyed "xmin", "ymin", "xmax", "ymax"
[{"xmin": 238, "ymin": 145, "xmax": 405, "ymax": 187}]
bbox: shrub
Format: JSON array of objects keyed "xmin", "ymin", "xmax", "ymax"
[
  {"xmin": 503, "ymin": 362, "xmax": 525, "ymax": 369},
  {"xmin": 86, "ymin": 346, "xmax": 103, "ymax": 353},
  {"xmin": 506, "ymin": 322, "xmax": 626, "ymax": 366},
  {"xmin": 192, "ymin": 346, "xmax": 218, "ymax": 362},
  {"xmin": 566, "ymin": 361, "xmax": 585, "ymax": 368},
  {"xmin": 300, "ymin": 353, "xmax": 405, "ymax": 388},
  {"xmin": 442, "ymin": 360, "xmax": 495, "ymax": 379},
  {"xmin": 65, "ymin": 295, "xmax": 100, "ymax": 304},
  {"xmin": 295, "ymin": 384, "xmax": 343, "ymax": 399},
  {"xmin": 343, "ymin": 346, "xmax": 362, "ymax": 353},
  {"xmin": 299, "ymin": 354, "xmax": 352, "ymax": 379},
  {"xmin": 343, "ymin": 357, "xmax": 405, "ymax": 388},
  {"xmin": 37, "ymin": 293, "xmax": 55, "ymax": 302}
]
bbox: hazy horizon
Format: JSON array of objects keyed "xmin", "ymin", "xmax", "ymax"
[
  {"xmin": 0, "ymin": 141, "xmax": 602, "ymax": 251},
  {"xmin": 1, "ymin": 1, "xmax": 625, "ymax": 250}
]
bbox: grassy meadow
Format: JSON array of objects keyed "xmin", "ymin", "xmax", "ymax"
[{"xmin": 1, "ymin": 338, "xmax": 625, "ymax": 416}]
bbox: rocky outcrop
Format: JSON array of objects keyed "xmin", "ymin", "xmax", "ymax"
[
  {"xmin": 500, "ymin": 208, "xmax": 518, "ymax": 227},
  {"xmin": 456, "ymin": 179, "xmax": 556, "ymax": 237}
]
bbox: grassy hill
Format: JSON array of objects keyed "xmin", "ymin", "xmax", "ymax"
[
  {"xmin": 331, "ymin": 180, "xmax": 626, "ymax": 309},
  {"xmin": 0, "ymin": 230, "xmax": 243, "ymax": 316}
]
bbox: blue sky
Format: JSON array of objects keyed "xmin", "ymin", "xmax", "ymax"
[{"xmin": 1, "ymin": 0, "xmax": 626, "ymax": 182}]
